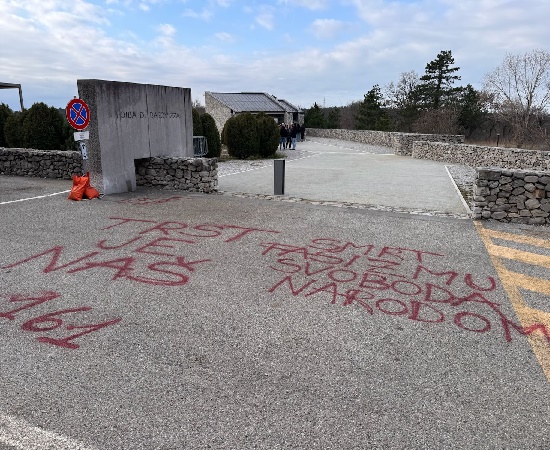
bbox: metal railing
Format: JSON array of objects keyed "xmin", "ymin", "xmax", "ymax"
[{"xmin": 193, "ymin": 136, "xmax": 209, "ymax": 157}]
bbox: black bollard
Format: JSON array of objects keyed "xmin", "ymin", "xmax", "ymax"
[{"xmin": 274, "ymin": 159, "xmax": 285, "ymax": 195}]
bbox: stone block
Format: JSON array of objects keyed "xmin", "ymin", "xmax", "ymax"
[
  {"xmin": 491, "ymin": 211, "xmax": 508, "ymax": 220},
  {"xmin": 477, "ymin": 169, "xmax": 502, "ymax": 180},
  {"xmin": 511, "ymin": 187, "xmax": 525, "ymax": 195},
  {"xmin": 525, "ymin": 198, "xmax": 541, "ymax": 209}
]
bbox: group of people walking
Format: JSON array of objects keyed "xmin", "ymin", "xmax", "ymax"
[{"xmin": 279, "ymin": 122, "xmax": 305, "ymax": 150}]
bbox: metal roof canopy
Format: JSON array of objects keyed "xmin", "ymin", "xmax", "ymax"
[
  {"xmin": 0, "ymin": 82, "xmax": 25, "ymax": 110},
  {"xmin": 208, "ymin": 92, "xmax": 299, "ymax": 113}
]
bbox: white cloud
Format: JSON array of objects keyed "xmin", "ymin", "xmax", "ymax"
[
  {"xmin": 277, "ymin": 0, "xmax": 328, "ymax": 9},
  {"xmin": 158, "ymin": 23, "xmax": 176, "ymax": 36},
  {"xmin": 309, "ymin": 18, "xmax": 345, "ymax": 40},
  {"xmin": 182, "ymin": 8, "xmax": 213, "ymax": 20},
  {"xmin": 1, "ymin": 0, "xmax": 550, "ymax": 112},
  {"xmin": 215, "ymin": 32, "xmax": 236, "ymax": 43},
  {"xmin": 255, "ymin": 11, "xmax": 275, "ymax": 30}
]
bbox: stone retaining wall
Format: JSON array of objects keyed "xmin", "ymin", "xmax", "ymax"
[
  {"xmin": 305, "ymin": 128, "xmax": 464, "ymax": 155},
  {"xmin": 135, "ymin": 157, "xmax": 218, "ymax": 192},
  {"xmin": 0, "ymin": 147, "xmax": 82, "ymax": 179},
  {"xmin": 0, "ymin": 148, "xmax": 218, "ymax": 194},
  {"xmin": 412, "ymin": 141, "xmax": 550, "ymax": 170},
  {"xmin": 472, "ymin": 168, "xmax": 550, "ymax": 224}
]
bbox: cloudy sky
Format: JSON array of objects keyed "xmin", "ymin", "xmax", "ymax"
[{"xmin": 1, "ymin": 0, "xmax": 548, "ymax": 111}]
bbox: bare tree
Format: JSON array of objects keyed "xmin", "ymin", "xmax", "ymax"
[
  {"xmin": 384, "ymin": 71, "xmax": 421, "ymax": 131},
  {"xmin": 411, "ymin": 107, "xmax": 462, "ymax": 135},
  {"xmin": 483, "ymin": 49, "xmax": 550, "ymax": 149},
  {"xmin": 384, "ymin": 70, "xmax": 420, "ymax": 110}
]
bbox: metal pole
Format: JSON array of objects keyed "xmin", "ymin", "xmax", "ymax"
[
  {"xmin": 274, "ymin": 159, "xmax": 285, "ymax": 195},
  {"xmin": 18, "ymin": 85, "xmax": 24, "ymax": 111}
]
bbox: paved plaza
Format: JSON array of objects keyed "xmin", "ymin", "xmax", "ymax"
[{"xmin": 1, "ymin": 139, "xmax": 549, "ymax": 449}]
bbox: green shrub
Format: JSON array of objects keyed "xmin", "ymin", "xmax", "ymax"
[
  {"xmin": 255, "ymin": 113, "xmax": 279, "ymax": 157},
  {"xmin": 61, "ymin": 120, "xmax": 79, "ymax": 151},
  {"xmin": 0, "ymin": 103, "xmax": 13, "ymax": 147},
  {"xmin": 221, "ymin": 121, "xmax": 228, "ymax": 146},
  {"xmin": 192, "ymin": 108, "xmax": 203, "ymax": 136},
  {"xmin": 22, "ymin": 102, "xmax": 64, "ymax": 150},
  {"xmin": 225, "ymin": 113, "xmax": 259, "ymax": 159},
  {"xmin": 201, "ymin": 113, "xmax": 221, "ymax": 158},
  {"xmin": 4, "ymin": 110, "xmax": 26, "ymax": 148}
]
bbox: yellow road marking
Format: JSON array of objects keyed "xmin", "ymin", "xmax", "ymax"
[
  {"xmin": 509, "ymin": 272, "xmax": 550, "ymax": 295},
  {"xmin": 486, "ymin": 244, "xmax": 550, "ymax": 268},
  {"xmin": 480, "ymin": 228, "xmax": 550, "ymax": 250},
  {"xmin": 475, "ymin": 221, "xmax": 550, "ymax": 381}
]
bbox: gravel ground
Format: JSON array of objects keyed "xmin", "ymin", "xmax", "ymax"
[{"xmin": 218, "ymin": 137, "xmax": 476, "ymax": 212}]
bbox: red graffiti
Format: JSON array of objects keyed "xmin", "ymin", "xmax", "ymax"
[
  {"xmin": 1, "ymin": 217, "xmax": 280, "ymax": 287},
  {"xmin": 263, "ymin": 238, "xmax": 550, "ymax": 347},
  {"xmin": 0, "ymin": 291, "xmax": 121, "ymax": 349}
]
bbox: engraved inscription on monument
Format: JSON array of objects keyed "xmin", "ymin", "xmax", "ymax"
[{"xmin": 115, "ymin": 111, "xmax": 181, "ymax": 119}]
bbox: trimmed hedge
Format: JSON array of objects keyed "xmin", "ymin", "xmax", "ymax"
[
  {"xmin": 201, "ymin": 113, "xmax": 221, "ymax": 158},
  {"xmin": 256, "ymin": 113, "xmax": 279, "ymax": 157},
  {"xmin": 224, "ymin": 112, "xmax": 279, "ymax": 159}
]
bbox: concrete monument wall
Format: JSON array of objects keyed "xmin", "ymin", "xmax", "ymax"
[{"xmin": 77, "ymin": 79, "xmax": 193, "ymax": 194}]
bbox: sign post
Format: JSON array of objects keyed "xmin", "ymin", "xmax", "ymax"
[{"xmin": 66, "ymin": 98, "xmax": 90, "ymax": 172}]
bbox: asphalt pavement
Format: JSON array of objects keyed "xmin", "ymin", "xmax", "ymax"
[{"xmin": 1, "ymin": 140, "xmax": 549, "ymax": 449}]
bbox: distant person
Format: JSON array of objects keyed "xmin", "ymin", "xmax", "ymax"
[
  {"xmin": 279, "ymin": 123, "xmax": 288, "ymax": 149},
  {"xmin": 296, "ymin": 123, "xmax": 302, "ymax": 143},
  {"xmin": 286, "ymin": 124, "xmax": 292, "ymax": 149},
  {"xmin": 300, "ymin": 123, "xmax": 306, "ymax": 141},
  {"xmin": 290, "ymin": 123, "xmax": 298, "ymax": 150}
]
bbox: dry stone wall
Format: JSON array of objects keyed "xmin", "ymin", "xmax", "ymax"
[
  {"xmin": 412, "ymin": 141, "xmax": 550, "ymax": 170},
  {"xmin": 0, "ymin": 147, "xmax": 82, "ymax": 179},
  {"xmin": 305, "ymin": 128, "xmax": 464, "ymax": 155},
  {"xmin": 135, "ymin": 157, "xmax": 218, "ymax": 192},
  {"xmin": 473, "ymin": 168, "xmax": 550, "ymax": 224}
]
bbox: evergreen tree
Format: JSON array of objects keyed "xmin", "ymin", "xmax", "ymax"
[
  {"xmin": 22, "ymin": 102, "xmax": 64, "ymax": 150},
  {"xmin": 457, "ymin": 84, "xmax": 486, "ymax": 137},
  {"xmin": 201, "ymin": 113, "xmax": 222, "ymax": 157},
  {"xmin": 326, "ymin": 107, "xmax": 341, "ymax": 129},
  {"xmin": 418, "ymin": 50, "xmax": 461, "ymax": 109},
  {"xmin": 4, "ymin": 110, "xmax": 26, "ymax": 148},
  {"xmin": 255, "ymin": 113, "xmax": 279, "ymax": 157},
  {"xmin": 304, "ymin": 102, "xmax": 326, "ymax": 128},
  {"xmin": 355, "ymin": 85, "xmax": 392, "ymax": 130},
  {"xmin": 192, "ymin": 108, "xmax": 203, "ymax": 136},
  {"xmin": 0, "ymin": 103, "xmax": 13, "ymax": 147}
]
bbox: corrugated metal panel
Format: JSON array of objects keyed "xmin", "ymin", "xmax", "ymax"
[
  {"xmin": 208, "ymin": 92, "xmax": 286, "ymax": 113},
  {"xmin": 278, "ymin": 99, "xmax": 302, "ymax": 113}
]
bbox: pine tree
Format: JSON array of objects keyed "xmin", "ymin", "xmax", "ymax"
[
  {"xmin": 418, "ymin": 50, "xmax": 461, "ymax": 109},
  {"xmin": 304, "ymin": 102, "xmax": 326, "ymax": 128},
  {"xmin": 326, "ymin": 107, "xmax": 341, "ymax": 129},
  {"xmin": 0, "ymin": 103, "xmax": 13, "ymax": 147},
  {"xmin": 355, "ymin": 85, "xmax": 392, "ymax": 130}
]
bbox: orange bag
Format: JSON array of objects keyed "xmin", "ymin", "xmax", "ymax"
[
  {"xmin": 84, "ymin": 185, "xmax": 100, "ymax": 199},
  {"xmin": 68, "ymin": 173, "xmax": 89, "ymax": 201}
]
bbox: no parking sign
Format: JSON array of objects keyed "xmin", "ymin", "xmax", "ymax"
[{"xmin": 66, "ymin": 98, "xmax": 90, "ymax": 131}]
